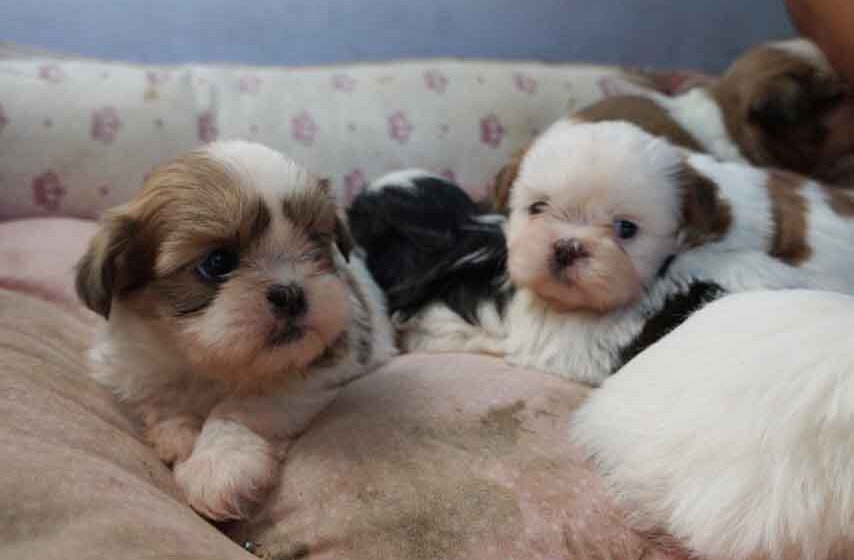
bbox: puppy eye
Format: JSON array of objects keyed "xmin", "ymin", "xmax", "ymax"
[
  {"xmin": 196, "ymin": 249, "xmax": 239, "ymax": 283},
  {"xmin": 613, "ymin": 219, "xmax": 639, "ymax": 240},
  {"xmin": 528, "ymin": 201, "xmax": 548, "ymax": 215}
]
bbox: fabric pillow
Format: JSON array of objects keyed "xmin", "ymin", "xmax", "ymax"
[
  {"xmin": 0, "ymin": 42, "xmax": 665, "ymax": 220},
  {"xmin": 229, "ymin": 352, "xmax": 690, "ymax": 560},
  {"xmin": 0, "ymin": 290, "xmax": 256, "ymax": 560},
  {"xmin": 0, "ymin": 216, "xmax": 692, "ymax": 559}
]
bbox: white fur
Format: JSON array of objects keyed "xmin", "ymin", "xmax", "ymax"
[
  {"xmin": 398, "ymin": 300, "xmax": 508, "ymax": 356},
  {"xmin": 658, "ymin": 87, "xmax": 749, "ymax": 164},
  {"xmin": 573, "ymin": 290, "xmax": 854, "ymax": 560},
  {"xmin": 88, "ymin": 141, "xmax": 396, "ymax": 520},
  {"xmin": 368, "ymin": 168, "xmax": 436, "ymax": 192},
  {"xmin": 206, "ymin": 140, "xmax": 318, "ymax": 200},
  {"xmin": 770, "ymin": 37, "xmax": 833, "ymax": 73}
]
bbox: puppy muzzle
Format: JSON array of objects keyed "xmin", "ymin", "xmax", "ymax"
[
  {"xmin": 550, "ymin": 238, "xmax": 589, "ymax": 278},
  {"xmin": 266, "ymin": 282, "xmax": 308, "ymax": 346}
]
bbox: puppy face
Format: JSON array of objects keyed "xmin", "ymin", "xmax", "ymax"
[
  {"xmin": 716, "ymin": 39, "xmax": 854, "ymax": 181},
  {"xmin": 506, "ymin": 121, "xmax": 729, "ymax": 313},
  {"xmin": 76, "ymin": 141, "xmax": 355, "ymax": 384}
]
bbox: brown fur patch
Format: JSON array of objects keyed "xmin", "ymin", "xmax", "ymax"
[
  {"xmin": 575, "ymin": 95, "xmax": 704, "ymax": 152},
  {"xmin": 282, "ymin": 179, "xmax": 337, "ymax": 234},
  {"xmin": 75, "ymin": 209, "xmax": 157, "ymax": 318},
  {"xmin": 765, "ymin": 170, "xmax": 812, "ymax": 265},
  {"xmin": 153, "ymin": 267, "xmax": 220, "ymax": 318},
  {"xmin": 678, "ymin": 163, "xmax": 733, "ymax": 247},
  {"xmin": 136, "ymin": 151, "xmax": 271, "ymax": 276},
  {"xmin": 712, "ymin": 43, "xmax": 850, "ymax": 176},
  {"xmin": 282, "ymin": 178, "xmax": 353, "ymax": 260},
  {"xmin": 491, "ymin": 144, "xmax": 530, "ymax": 214},
  {"xmin": 822, "ymin": 185, "xmax": 854, "ymax": 217},
  {"xmin": 76, "ymin": 149, "xmax": 271, "ymax": 317}
]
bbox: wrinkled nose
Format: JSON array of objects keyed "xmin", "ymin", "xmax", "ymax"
[
  {"xmin": 552, "ymin": 238, "xmax": 588, "ymax": 268},
  {"xmin": 266, "ymin": 283, "xmax": 308, "ymax": 318}
]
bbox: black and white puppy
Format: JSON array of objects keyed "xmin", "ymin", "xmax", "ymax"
[{"xmin": 348, "ymin": 170, "xmax": 510, "ymax": 353}]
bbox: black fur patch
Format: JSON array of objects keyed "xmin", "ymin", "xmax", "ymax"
[
  {"xmin": 615, "ymin": 281, "xmax": 725, "ymax": 373},
  {"xmin": 348, "ymin": 175, "xmax": 510, "ymax": 325},
  {"xmin": 656, "ymin": 254, "xmax": 676, "ymax": 278}
]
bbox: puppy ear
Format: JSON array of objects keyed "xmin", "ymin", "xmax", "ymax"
[
  {"xmin": 492, "ymin": 145, "xmax": 529, "ymax": 214},
  {"xmin": 75, "ymin": 208, "xmax": 149, "ymax": 318},
  {"xmin": 748, "ymin": 73, "xmax": 808, "ymax": 128},
  {"xmin": 334, "ymin": 215, "xmax": 354, "ymax": 262},
  {"xmin": 677, "ymin": 163, "xmax": 733, "ymax": 248}
]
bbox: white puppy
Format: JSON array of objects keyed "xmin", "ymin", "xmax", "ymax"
[
  {"xmin": 573, "ymin": 290, "xmax": 854, "ymax": 560},
  {"xmin": 502, "ymin": 119, "xmax": 854, "ymax": 383},
  {"xmin": 76, "ymin": 141, "xmax": 395, "ymax": 521}
]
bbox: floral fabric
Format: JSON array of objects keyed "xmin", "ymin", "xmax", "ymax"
[{"xmin": 0, "ymin": 43, "xmax": 684, "ymax": 219}]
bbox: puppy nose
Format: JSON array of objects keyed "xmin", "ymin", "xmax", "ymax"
[
  {"xmin": 553, "ymin": 239, "xmax": 588, "ymax": 268},
  {"xmin": 266, "ymin": 283, "xmax": 307, "ymax": 318}
]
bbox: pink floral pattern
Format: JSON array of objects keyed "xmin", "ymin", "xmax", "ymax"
[
  {"xmin": 513, "ymin": 73, "xmax": 538, "ymax": 95},
  {"xmin": 388, "ymin": 111, "xmax": 413, "ymax": 144},
  {"xmin": 480, "ymin": 114, "xmax": 504, "ymax": 148},
  {"xmin": 331, "ymin": 74, "xmax": 357, "ymax": 92},
  {"xmin": 0, "ymin": 54, "xmax": 677, "ymax": 220},
  {"xmin": 291, "ymin": 111, "xmax": 318, "ymax": 146},
  {"xmin": 238, "ymin": 74, "xmax": 263, "ymax": 94},
  {"xmin": 90, "ymin": 107, "xmax": 121, "ymax": 144},
  {"xmin": 343, "ymin": 168, "xmax": 367, "ymax": 204},
  {"xmin": 38, "ymin": 64, "xmax": 65, "ymax": 83},
  {"xmin": 198, "ymin": 111, "xmax": 218, "ymax": 143},
  {"xmin": 423, "ymin": 70, "xmax": 448, "ymax": 93},
  {"xmin": 32, "ymin": 171, "xmax": 66, "ymax": 212}
]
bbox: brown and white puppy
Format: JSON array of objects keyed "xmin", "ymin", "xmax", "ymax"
[
  {"xmin": 501, "ymin": 119, "xmax": 854, "ymax": 383},
  {"xmin": 76, "ymin": 141, "xmax": 395, "ymax": 521},
  {"xmin": 492, "ymin": 38, "xmax": 854, "ymax": 212}
]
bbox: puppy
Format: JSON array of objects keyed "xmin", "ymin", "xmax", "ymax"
[
  {"xmin": 348, "ymin": 170, "xmax": 510, "ymax": 354},
  {"xmin": 75, "ymin": 141, "xmax": 395, "ymax": 521},
  {"xmin": 573, "ymin": 289, "xmax": 854, "ymax": 560},
  {"xmin": 354, "ymin": 120, "xmax": 854, "ymax": 384},
  {"xmin": 493, "ymin": 38, "xmax": 854, "ymax": 211}
]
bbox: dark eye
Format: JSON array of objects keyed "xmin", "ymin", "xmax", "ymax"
[
  {"xmin": 528, "ymin": 201, "xmax": 548, "ymax": 215},
  {"xmin": 613, "ymin": 219, "xmax": 639, "ymax": 240},
  {"xmin": 196, "ymin": 249, "xmax": 239, "ymax": 282}
]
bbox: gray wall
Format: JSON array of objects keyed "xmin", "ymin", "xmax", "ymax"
[{"xmin": 1, "ymin": 0, "xmax": 795, "ymax": 72}]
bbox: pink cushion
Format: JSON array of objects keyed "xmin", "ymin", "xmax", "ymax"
[
  {"xmin": 0, "ymin": 216, "xmax": 690, "ymax": 559},
  {"xmin": 0, "ymin": 217, "xmax": 99, "ymax": 321},
  {"xmin": 0, "ymin": 290, "xmax": 255, "ymax": 559},
  {"xmin": 229, "ymin": 353, "xmax": 688, "ymax": 559}
]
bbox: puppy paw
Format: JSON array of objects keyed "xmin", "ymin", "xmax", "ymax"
[
  {"xmin": 173, "ymin": 420, "xmax": 279, "ymax": 521},
  {"xmin": 146, "ymin": 415, "xmax": 202, "ymax": 466}
]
